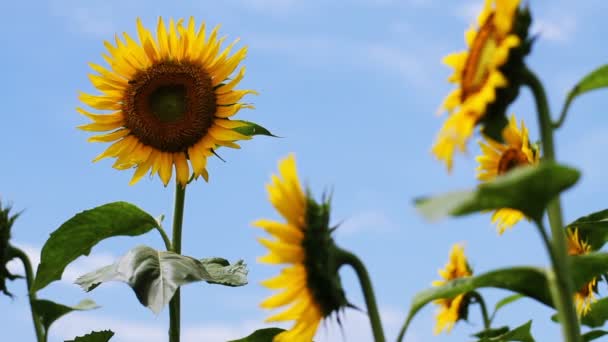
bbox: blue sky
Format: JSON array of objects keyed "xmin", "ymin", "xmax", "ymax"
[{"xmin": 2, "ymin": 0, "xmax": 608, "ymax": 341}]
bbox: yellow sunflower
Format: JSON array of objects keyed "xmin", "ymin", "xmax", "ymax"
[
  {"xmin": 476, "ymin": 114, "xmax": 539, "ymax": 234},
  {"xmin": 78, "ymin": 17, "xmax": 258, "ymax": 186},
  {"xmin": 433, "ymin": 0, "xmax": 526, "ymax": 170},
  {"xmin": 567, "ymin": 228, "xmax": 598, "ymax": 316},
  {"xmin": 255, "ymin": 154, "xmax": 347, "ymax": 342},
  {"xmin": 432, "ymin": 244, "xmax": 473, "ymax": 334}
]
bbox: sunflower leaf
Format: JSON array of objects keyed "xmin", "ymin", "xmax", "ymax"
[
  {"xmin": 228, "ymin": 328, "xmax": 286, "ymax": 342},
  {"xmin": 475, "ymin": 321, "xmax": 534, "ymax": 342},
  {"xmin": 65, "ymin": 330, "xmax": 115, "ymax": 342},
  {"xmin": 580, "ymin": 298, "xmax": 608, "ymax": 328},
  {"xmin": 415, "ymin": 162, "xmax": 580, "ymax": 222},
  {"xmin": 33, "ymin": 202, "xmax": 159, "ymax": 292},
  {"xmin": 400, "ymin": 267, "xmax": 550, "ymax": 338},
  {"xmin": 232, "ymin": 120, "xmax": 279, "ymax": 137},
  {"xmin": 32, "ymin": 299, "xmax": 99, "ymax": 337},
  {"xmin": 566, "ymin": 209, "xmax": 608, "ymax": 250},
  {"xmin": 74, "ymin": 245, "xmax": 248, "ymax": 314},
  {"xmin": 582, "ymin": 330, "xmax": 608, "ymax": 342},
  {"xmin": 562, "ymin": 64, "xmax": 608, "ymax": 125},
  {"xmin": 490, "ymin": 294, "xmax": 524, "ymax": 322}
]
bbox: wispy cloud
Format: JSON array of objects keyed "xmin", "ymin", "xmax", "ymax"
[
  {"xmin": 338, "ymin": 210, "xmax": 399, "ymax": 236},
  {"xmin": 48, "ymin": 0, "xmax": 117, "ymax": 37},
  {"xmin": 532, "ymin": 17, "xmax": 577, "ymax": 43}
]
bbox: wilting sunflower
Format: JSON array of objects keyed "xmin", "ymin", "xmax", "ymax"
[
  {"xmin": 476, "ymin": 114, "xmax": 539, "ymax": 234},
  {"xmin": 0, "ymin": 201, "xmax": 20, "ymax": 297},
  {"xmin": 432, "ymin": 244, "xmax": 473, "ymax": 334},
  {"xmin": 567, "ymin": 228, "xmax": 598, "ymax": 316},
  {"xmin": 255, "ymin": 154, "xmax": 348, "ymax": 341},
  {"xmin": 433, "ymin": 0, "xmax": 531, "ymax": 170},
  {"xmin": 78, "ymin": 17, "xmax": 258, "ymax": 186}
]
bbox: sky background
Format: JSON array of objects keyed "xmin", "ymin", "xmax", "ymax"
[{"xmin": 2, "ymin": 0, "xmax": 608, "ymax": 341}]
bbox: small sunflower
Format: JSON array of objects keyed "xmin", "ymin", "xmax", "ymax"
[
  {"xmin": 255, "ymin": 154, "xmax": 348, "ymax": 341},
  {"xmin": 433, "ymin": 0, "xmax": 531, "ymax": 170},
  {"xmin": 0, "ymin": 201, "xmax": 21, "ymax": 297},
  {"xmin": 432, "ymin": 244, "xmax": 473, "ymax": 334},
  {"xmin": 567, "ymin": 228, "xmax": 598, "ymax": 316},
  {"xmin": 476, "ymin": 114, "xmax": 539, "ymax": 234},
  {"xmin": 78, "ymin": 17, "xmax": 258, "ymax": 186}
]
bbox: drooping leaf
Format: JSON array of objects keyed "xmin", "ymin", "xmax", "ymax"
[
  {"xmin": 65, "ymin": 330, "xmax": 114, "ymax": 342},
  {"xmin": 32, "ymin": 299, "xmax": 99, "ymax": 335},
  {"xmin": 33, "ymin": 202, "xmax": 159, "ymax": 292},
  {"xmin": 232, "ymin": 120, "xmax": 279, "ymax": 137},
  {"xmin": 490, "ymin": 294, "xmax": 524, "ymax": 322},
  {"xmin": 566, "ymin": 209, "xmax": 608, "ymax": 250},
  {"xmin": 400, "ymin": 267, "xmax": 550, "ymax": 337},
  {"xmin": 582, "ymin": 330, "xmax": 608, "ymax": 342},
  {"xmin": 561, "ymin": 65, "xmax": 608, "ymax": 125},
  {"xmin": 415, "ymin": 163, "xmax": 580, "ymax": 222},
  {"xmin": 75, "ymin": 245, "xmax": 248, "ymax": 314},
  {"xmin": 477, "ymin": 321, "xmax": 534, "ymax": 342},
  {"xmin": 228, "ymin": 328, "xmax": 286, "ymax": 342},
  {"xmin": 581, "ymin": 298, "xmax": 608, "ymax": 328}
]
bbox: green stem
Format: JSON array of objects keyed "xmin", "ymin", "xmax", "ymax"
[
  {"xmin": 523, "ymin": 67, "xmax": 581, "ymax": 342},
  {"xmin": 169, "ymin": 183, "xmax": 187, "ymax": 342},
  {"xmin": 11, "ymin": 247, "xmax": 45, "ymax": 342},
  {"xmin": 470, "ymin": 292, "xmax": 490, "ymax": 330},
  {"xmin": 156, "ymin": 225, "xmax": 172, "ymax": 251},
  {"xmin": 553, "ymin": 96, "xmax": 574, "ymax": 129},
  {"xmin": 336, "ymin": 248, "xmax": 385, "ymax": 342}
]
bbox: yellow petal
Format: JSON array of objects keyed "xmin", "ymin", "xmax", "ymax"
[{"xmin": 174, "ymin": 152, "xmax": 190, "ymax": 186}]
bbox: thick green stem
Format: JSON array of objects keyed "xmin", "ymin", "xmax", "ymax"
[
  {"xmin": 524, "ymin": 67, "xmax": 581, "ymax": 342},
  {"xmin": 169, "ymin": 183, "xmax": 187, "ymax": 342},
  {"xmin": 470, "ymin": 292, "xmax": 490, "ymax": 330},
  {"xmin": 337, "ymin": 249, "xmax": 385, "ymax": 342},
  {"xmin": 11, "ymin": 247, "xmax": 45, "ymax": 342}
]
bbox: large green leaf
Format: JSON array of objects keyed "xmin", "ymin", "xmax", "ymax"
[
  {"xmin": 33, "ymin": 202, "xmax": 159, "ymax": 292},
  {"xmin": 416, "ymin": 163, "xmax": 580, "ymax": 222},
  {"xmin": 65, "ymin": 330, "xmax": 114, "ymax": 342},
  {"xmin": 232, "ymin": 120, "xmax": 278, "ymax": 137},
  {"xmin": 32, "ymin": 299, "xmax": 98, "ymax": 336},
  {"xmin": 477, "ymin": 321, "xmax": 534, "ymax": 342},
  {"xmin": 570, "ymin": 252, "xmax": 608, "ymax": 290},
  {"xmin": 75, "ymin": 245, "xmax": 248, "ymax": 314},
  {"xmin": 228, "ymin": 328, "xmax": 286, "ymax": 342},
  {"xmin": 400, "ymin": 267, "xmax": 550, "ymax": 337},
  {"xmin": 566, "ymin": 209, "xmax": 608, "ymax": 250},
  {"xmin": 561, "ymin": 64, "xmax": 608, "ymax": 125},
  {"xmin": 583, "ymin": 330, "xmax": 608, "ymax": 342}
]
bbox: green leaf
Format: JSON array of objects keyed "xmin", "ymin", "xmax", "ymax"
[
  {"xmin": 228, "ymin": 328, "xmax": 286, "ymax": 342},
  {"xmin": 415, "ymin": 162, "xmax": 580, "ymax": 222},
  {"xmin": 232, "ymin": 120, "xmax": 279, "ymax": 137},
  {"xmin": 473, "ymin": 326, "xmax": 510, "ymax": 338},
  {"xmin": 33, "ymin": 202, "xmax": 159, "ymax": 292},
  {"xmin": 490, "ymin": 294, "xmax": 524, "ymax": 322},
  {"xmin": 564, "ymin": 64, "xmax": 608, "ymax": 111},
  {"xmin": 401, "ymin": 267, "xmax": 550, "ymax": 337},
  {"xmin": 75, "ymin": 245, "xmax": 248, "ymax": 314},
  {"xmin": 477, "ymin": 321, "xmax": 534, "ymax": 342},
  {"xmin": 582, "ymin": 330, "xmax": 608, "ymax": 342},
  {"xmin": 65, "ymin": 330, "xmax": 114, "ymax": 342},
  {"xmin": 32, "ymin": 299, "xmax": 99, "ymax": 335},
  {"xmin": 567, "ymin": 209, "xmax": 608, "ymax": 250},
  {"xmin": 581, "ymin": 298, "xmax": 608, "ymax": 328}
]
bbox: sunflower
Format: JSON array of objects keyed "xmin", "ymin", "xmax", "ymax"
[
  {"xmin": 476, "ymin": 114, "xmax": 539, "ymax": 234},
  {"xmin": 432, "ymin": 244, "xmax": 473, "ymax": 334},
  {"xmin": 567, "ymin": 228, "xmax": 598, "ymax": 316},
  {"xmin": 78, "ymin": 17, "xmax": 257, "ymax": 186},
  {"xmin": 433, "ymin": 0, "xmax": 530, "ymax": 170},
  {"xmin": 0, "ymin": 201, "xmax": 20, "ymax": 297},
  {"xmin": 255, "ymin": 154, "xmax": 347, "ymax": 341}
]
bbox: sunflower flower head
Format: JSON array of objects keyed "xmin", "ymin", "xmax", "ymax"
[
  {"xmin": 0, "ymin": 201, "xmax": 21, "ymax": 297},
  {"xmin": 432, "ymin": 244, "xmax": 473, "ymax": 334},
  {"xmin": 255, "ymin": 154, "xmax": 348, "ymax": 341},
  {"xmin": 78, "ymin": 17, "xmax": 260, "ymax": 186},
  {"xmin": 433, "ymin": 0, "xmax": 533, "ymax": 170},
  {"xmin": 476, "ymin": 114, "xmax": 539, "ymax": 234},
  {"xmin": 567, "ymin": 228, "xmax": 598, "ymax": 316}
]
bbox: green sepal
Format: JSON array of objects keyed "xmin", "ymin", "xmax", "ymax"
[
  {"xmin": 33, "ymin": 202, "xmax": 159, "ymax": 292},
  {"xmin": 32, "ymin": 299, "xmax": 99, "ymax": 337},
  {"xmin": 228, "ymin": 328, "xmax": 287, "ymax": 342},
  {"xmin": 64, "ymin": 330, "xmax": 114, "ymax": 342},
  {"xmin": 476, "ymin": 321, "xmax": 534, "ymax": 342},
  {"xmin": 415, "ymin": 162, "xmax": 580, "ymax": 222},
  {"xmin": 232, "ymin": 120, "xmax": 279, "ymax": 137}
]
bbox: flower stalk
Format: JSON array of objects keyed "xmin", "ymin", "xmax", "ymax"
[
  {"xmin": 470, "ymin": 291, "xmax": 490, "ymax": 330},
  {"xmin": 11, "ymin": 247, "xmax": 44, "ymax": 342},
  {"xmin": 523, "ymin": 67, "xmax": 582, "ymax": 342},
  {"xmin": 169, "ymin": 183, "xmax": 187, "ymax": 342}
]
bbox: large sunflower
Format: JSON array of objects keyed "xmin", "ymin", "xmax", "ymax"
[
  {"xmin": 433, "ymin": 0, "xmax": 527, "ymax": 170},
  {"xmin": 78, "ymin": 17, "xmax": 257, "ymax": 186},
  {"xmin": 255, "ymin": 154, "xmax": 347, "ymax": 341},
  {"xmin": 432, "ymin": 244, "xmax": 473, "ymax": 334},
  {"xmin": 476, "ymin": 114, "xmax": 539, "ymax": 234},
  {"xmin": 567, "ymin": 228, "xmax": 598, "ymax": 316}
]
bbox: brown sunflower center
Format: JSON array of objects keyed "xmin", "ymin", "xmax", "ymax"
[
  {"xmin": 461, "ymin": 13, "xmax": 499, "ymax": 101},
  {"xmin": 122, "ymin": 62, "xmax": 217, "ymax": 152},
  {"xmin": 497, "ymin": 148, "xmax": 529, "ymax": 175}
]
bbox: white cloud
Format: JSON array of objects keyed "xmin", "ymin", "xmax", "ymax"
[
  {"xmin": 532, "ymin": 17, "xmax": 577, "ymax": 43},
  {"xmin": 338, "ymin": 210, "xmax": 399, "ymax": 235},
  {"xmin": 48, "ymin": 0, "xmax": 117, "ymax": 37}
]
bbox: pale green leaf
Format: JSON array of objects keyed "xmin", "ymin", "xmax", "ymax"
[{"xmin": 33, "ymin": 299, "xmax": 99, "ymax": 335}]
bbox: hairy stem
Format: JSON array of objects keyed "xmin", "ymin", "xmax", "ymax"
[
  {"xmin": 169, "ymin": 183, "xmax": 187, "ymax": 342},
  {"xmin": 11, "ymin": 247, "xmax": 45, "ymax": 342}
]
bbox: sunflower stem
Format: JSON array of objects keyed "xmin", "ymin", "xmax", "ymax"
[
  {"xmin": 11, "ymin": 247, "xmax": 45, "ymax": 342},
  {"xmin": 470, "ymin": 291, "xmax": 490, "ymax": 330},
  {"xmin": 156, "ymin": 225, "xmax": 172, "ymax": 251},
  {"xmin": 524, "ymin": 67, "xmax": 582, "ymax": 342},
  {"xmin": 336, "ymin": 248, "xmax": 385, "ymax": 342},
  {"xmin": 169, "ymin": 182, "xmax": 187, "ymax": 342}
]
